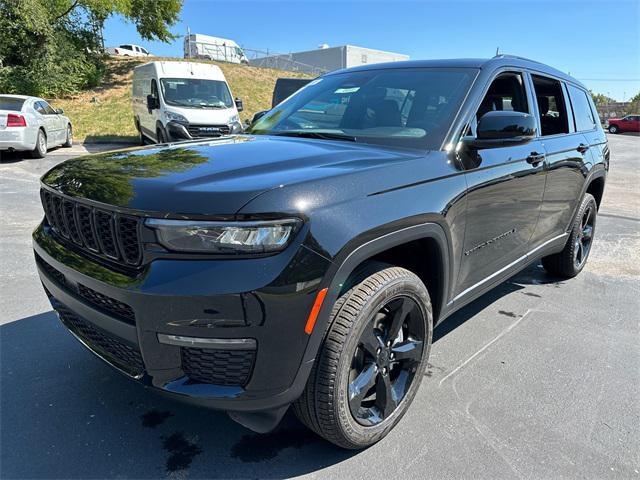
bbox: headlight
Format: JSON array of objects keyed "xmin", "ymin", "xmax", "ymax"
[
  {"xmin": 165, "ymin": 111, "xmax": 188, "ymax": 123},
  {"xmin": 229, "ymin": 113, "xmax": 240, "ymax": 123},
  {"xmin": 146, "ymin": 218, "xmax": 301, "ymax": 253}
]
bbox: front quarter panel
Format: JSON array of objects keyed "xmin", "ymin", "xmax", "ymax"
[{"xmin": 237, "ymin": 149, "xmax": 468, "ymax": 324}]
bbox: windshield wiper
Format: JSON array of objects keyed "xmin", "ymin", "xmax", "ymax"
[{"xmin": 270, "ymin": 131, "xmax": 357, "ymax": 142}]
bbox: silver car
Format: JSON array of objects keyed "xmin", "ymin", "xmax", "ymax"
[{"xmin": 0, "ymin": 95, "xmax": 73, "ymax": 158}]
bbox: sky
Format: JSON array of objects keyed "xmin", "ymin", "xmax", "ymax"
[{"xmin": 104, "ymin": 0, "xmax": 640, "ymax": 101}]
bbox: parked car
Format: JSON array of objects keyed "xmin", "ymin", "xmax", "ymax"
[
  {"xmin": 250, "ymin": 77, "xmax": 313, "ymax": 124},
  {"xmin": 0, "ymin": 95, "xmax": 72, "ymax": 158},
  {"xmin": 34, "ymin": 55, "xmax": 608, "ymax": 449},
  {"xmin": 132, "ymin": 61, "xmax": 243, "ymax": 144},
  {"xmin": 272, "ymin": 77, "xmax": 313, "ymax": 107},
  {"xmin": 607, "ymin": 114, "xmax": 640, "ymax": 133},
  {"xmin": 106, "ymin": 44, "xmax": 151, "ymax": 57},
  {"xmin": 184, "ymin": 34, "xmax": 248, "ymax": 64}
]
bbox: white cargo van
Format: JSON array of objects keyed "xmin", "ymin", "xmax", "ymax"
[
  {"xmin": 132, "ymin": 61, "xmax": 243, "ymax": 144},
  {"xmin": 184, "ymin": 34, "xmax": 249, "ymax": 64}
]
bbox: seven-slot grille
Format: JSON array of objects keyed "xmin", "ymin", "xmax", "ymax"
[
  {"xmin": 40, "ymin": 189, "xmax": 142, "ymax": 266},
  {"xmin": 187, "ymin": 124, "xmax": 231, "ymax": 138}
]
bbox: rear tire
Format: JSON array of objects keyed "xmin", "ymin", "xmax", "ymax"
[
  {"xmin": 62, "ymin": 125, "xmax": 73, "ymax": 147},
  {"xmin": 135, "ymin": 120, "xmax": 146, "ymax": 145},
  {"xmin": 608, "ymin": 125, "xmax": 619, "ymax": 134},
  {"xmin": 541, "ymin": 193, "xmax": 597, "ymax": 278},
  {"xmin": 293, "ymin": 266, "xmax": 432, "ymax": 449},
  {"xmin": 30, "ymin": 129, "xmax": 47, "ymax": 158}
]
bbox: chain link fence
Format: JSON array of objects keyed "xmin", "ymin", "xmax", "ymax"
[
  {"xmin": 242, "ymin": 47, "xmax": 328, "ymax": 76},
  {"xmin": 185, "ymin": 38, "xmax": 328, "ymax": 76}
]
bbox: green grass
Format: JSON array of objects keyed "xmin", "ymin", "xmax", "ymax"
[{"xmin": 51, "ymin": 57, "xmax": 311, "ymax": 143}]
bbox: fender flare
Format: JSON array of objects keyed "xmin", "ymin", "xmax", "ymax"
[
  {"xmin": 301, "ymin": 222, "xmax": 451, "ymax": 368},
  {"xmin": 564, "ymin": 167, "xmax": 607, "ymax": 233},
  {"xmin": 582, "ymin": 167, "xmax": 606, "ymax": 202}
]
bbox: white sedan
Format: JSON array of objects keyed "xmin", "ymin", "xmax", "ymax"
[{"xmin": 0, "ymin": 95, "xmax": 73, "ymax": 158}]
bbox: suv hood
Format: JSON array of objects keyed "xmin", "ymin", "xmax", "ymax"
[{"xmin": 41, "ymin": 135, "xmax": 424, "ymax": 215}]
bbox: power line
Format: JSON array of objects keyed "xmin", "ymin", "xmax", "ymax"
[{"xmin": 577, "ymin": 78, "xmax": 640, "ymax": 82}]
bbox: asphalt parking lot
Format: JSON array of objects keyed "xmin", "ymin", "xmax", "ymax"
[{"xmin": 1, "ymin": 135, "xmax": 638, "ymax": 479}]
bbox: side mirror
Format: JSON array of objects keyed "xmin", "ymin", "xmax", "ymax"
[
  {"xmin": 235, "ymin": 97, "xmax": 244, "ymax": 112},
  {"xmin": 464, "ymin": 111, "xmax": 537, "ymax": 149},
  {"xmin": 146, "ymin": 95, "xmax": 158, "ymax": 110},
  {"xmin": 55, "ymin": 108, "xmax": 64, "ymax": 114},
  {"xmin": 251, "ymin": 110, "xmax": 268, "ymax": 125}
]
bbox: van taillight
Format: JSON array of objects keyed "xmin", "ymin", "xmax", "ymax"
[{"xmin": 7, "ymin": 114, "xmax": 27, "ymax": 127}]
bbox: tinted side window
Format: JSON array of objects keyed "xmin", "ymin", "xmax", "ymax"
[
  {"xmin": 477, "ymin": 72, "xmax": 529, "ymax": 121},
  {"xmin": 531, "ymin": 75, "xmax": 570, "ymax": 136},
  {"xmin": 151, "ymin": 79, "xmax": 158, "ymax": 98},
  {"xmin": 568, "ymin": 85, "xmax": 596, "ymax": 131},
  {"xmin": 34, "ymin": 101, "xmax": 47, "ymax": 114},
  {"xmin": 42, "ymin": 102, "xmax": 56, "ymax": 114}
]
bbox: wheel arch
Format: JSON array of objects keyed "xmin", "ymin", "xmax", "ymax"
[
  {"xmin": 303, "ymin": 222, "xmax": 451, "ymax": 367},
  {"xmin": 585, "ymin": 174, "xmax": 606, "ymax": 210}
]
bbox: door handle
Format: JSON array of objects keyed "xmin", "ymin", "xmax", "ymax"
[
  {"xmin": 577, "ymin": 143, "xmax": 590, "ymax": 154},
  {"xmin": 526, "ymin": 152, "xmax": 545, "ymax": 165}
]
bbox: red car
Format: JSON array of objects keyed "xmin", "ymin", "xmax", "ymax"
[{"xmin": 607, "ymin": 114, "xmax": 640, "ymax": 133}]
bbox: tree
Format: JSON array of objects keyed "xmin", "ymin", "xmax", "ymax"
[
  {"xmin": 589, "ymin": 90, "xmax": 615, "ymax": 106},
  {"xmin": 628, "ymin": 92, "xmax": 640, "ymax": 114},
  {"xmin": 0, "ymin": 0, "xmax": 182, "ymax": 96}
]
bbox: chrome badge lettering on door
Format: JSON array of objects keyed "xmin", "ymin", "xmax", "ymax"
[{"xmin": 465, "ymin": 228, "xmax": 517, "ymax": 256}]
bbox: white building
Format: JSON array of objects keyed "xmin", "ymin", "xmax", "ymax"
[{"xmin": 249, "ymin": 45, "xmax": 409, "ymax": 74}]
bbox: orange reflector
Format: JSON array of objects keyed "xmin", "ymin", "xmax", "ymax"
[{"xmin": 304, "ymin": 288, "xmax": 328, "ymax": 335}]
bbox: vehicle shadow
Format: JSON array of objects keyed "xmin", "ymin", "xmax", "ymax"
[
  {"xmin": 82, "ymin": 136, "xmax": 137, "ymax": 151},
  {"xmin": 1, "ymin": 263, "xmax": 559, "ymax": 478},
  {"xmin": 0, "ymin": 150, "xmax": 32, "ymax": 163},
  {"xmin": 434, "ymin": 262, "xmax": 560, "ymax": 342},
  {"xmin": 0, "ymin": 312, "xmax": 352, "ymax": 479}
]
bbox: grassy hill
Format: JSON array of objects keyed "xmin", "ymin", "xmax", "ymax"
[{"xmin": 52, "ymin": 57, "xmax": 311, "ymax": 143}]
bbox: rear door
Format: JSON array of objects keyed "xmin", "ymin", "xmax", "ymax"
[
  {"xmin": 34, "ymin": 101, "xmax": 57, "ymax": 147},
  {"xmin": 455, "ymin": 70, "xmax": 546, "ymax": 297},
  {"xmin": 528, "ymin": 75, "xmax": 591, "ymax": 247},
  {"xmin": 41, "ymin": 100, "xmax": 65, "ymax": 145}
]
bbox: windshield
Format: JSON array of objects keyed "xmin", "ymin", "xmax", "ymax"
[
  {"xmin": 248, "ymin": 67, "xmax": 477, "ymax": 150},
  {"xmin": 160, "ymin": 78, "xmax": 233, "ymax": 109}
]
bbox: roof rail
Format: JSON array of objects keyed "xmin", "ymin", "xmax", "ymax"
[{"xmin": 492, "ymin": 54, "xmax": 544, "ymax": 65}]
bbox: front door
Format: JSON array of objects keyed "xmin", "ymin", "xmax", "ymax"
[{"xmin": 455, "ymin": 71, "xmax": 546, "ymax": 298}]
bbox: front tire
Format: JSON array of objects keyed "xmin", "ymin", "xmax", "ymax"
[
  {"xmin": 294, "ymin": 266, "xmax": 432, "ymax": 449},
  {"xmin": 542, "ymin": 193, "xmax": 597, "ymax": 278},
  {"xmin": 608, "ymin": 125, "xmax": 619, "ymax": 134},
  {"xmin": 30, "ymin": 129, "xmax": 47, "ymax": 158},
  {"xmin": 156, "ymin": 127, "xmax": 166, "ymax": 144}
]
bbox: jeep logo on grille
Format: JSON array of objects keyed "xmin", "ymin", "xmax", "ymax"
[{"xmin": 200, "ymin": 127, "xmax": 220, "ymax": 133}]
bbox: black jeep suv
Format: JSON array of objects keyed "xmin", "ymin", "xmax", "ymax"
[{"xmin": 34, "ymin": 56, "xmax": 608, "ymax": 449}]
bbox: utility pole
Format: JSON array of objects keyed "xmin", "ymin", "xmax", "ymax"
[{"xmin": 187, "ymin": 27, "xmax": 191, "ymax": 59}]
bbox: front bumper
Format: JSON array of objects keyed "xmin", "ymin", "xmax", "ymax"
[
  {"xmin": 165, "ymin": 121, "xmax": 243, "ymax": 142},
  {"xmin": 33, "ymin": 223, "xmax": 331, "ymax": 412}
]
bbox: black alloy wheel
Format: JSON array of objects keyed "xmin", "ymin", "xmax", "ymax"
[
  {"xmin": 574, "ymin": 202, "xmax": 595, "ymax": 269},
  {"xmin": 348, "ymin": 296, "xmax": 425, "ymax": 426},
  {"xmin": 293, "ymin": 265, "xmax": 432, "ymax": 449},
  {"xmin": 541, "ymin": 193, "xmax": 597, "ymax": 278}
]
